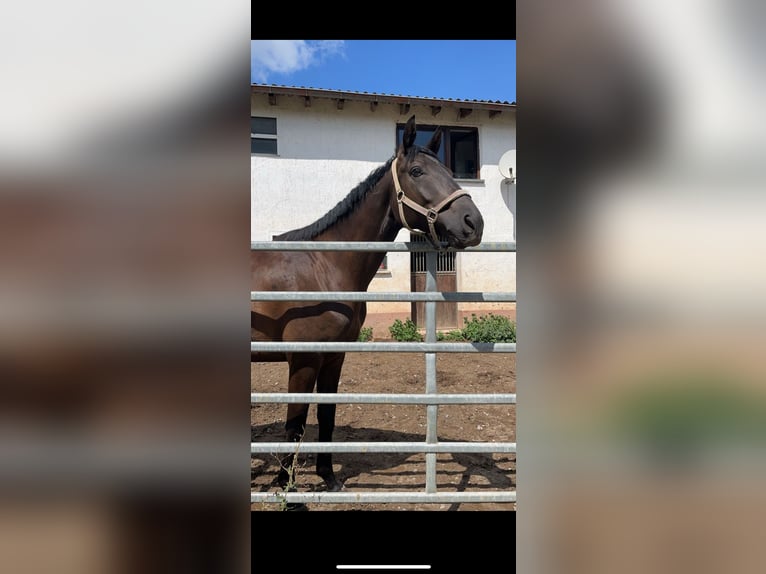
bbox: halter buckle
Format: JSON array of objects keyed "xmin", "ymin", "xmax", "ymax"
[
  {"xmin": 396, "ymin": 190, "xmax": 404, "ymax": 203},
  {"xmin": 426, "ymin": 208, "xmax": 438, "ymax": 223}
]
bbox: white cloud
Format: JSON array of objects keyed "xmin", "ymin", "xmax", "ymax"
[{"xmin": 251, "ymin": 40, "xmax": 345, "ymax": 82}]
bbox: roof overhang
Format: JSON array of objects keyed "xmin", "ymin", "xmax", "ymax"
[{"xmin": 251, "ymin": 84, "xmax": 516, "ymax": 116}]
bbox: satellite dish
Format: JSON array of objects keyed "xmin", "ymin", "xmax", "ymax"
[{"xmin": 498, "ymin": 150, "xmax": 516, "ymax": 183}]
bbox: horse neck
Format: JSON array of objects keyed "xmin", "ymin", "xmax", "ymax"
[{"xmin": 313, "ymin": 171, "xmax": 401, "ymax": 289}]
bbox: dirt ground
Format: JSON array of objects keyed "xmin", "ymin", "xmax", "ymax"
[{"xmin": 251, "ymin": 348, "xmax": 516, "ymax": 511}]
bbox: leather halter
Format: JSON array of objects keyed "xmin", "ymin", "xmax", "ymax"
[{"xmin": 391, "ymin": 156, "xmax": 472, "ymax": 247}]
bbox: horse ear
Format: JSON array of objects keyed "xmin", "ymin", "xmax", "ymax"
[
  {"xmin": 402, "ymin": 115, "xmax": 417, "ymax": 152},
  {"xmin": 426, "ymin": 127, "xmax": 442, "ymax": 154}
]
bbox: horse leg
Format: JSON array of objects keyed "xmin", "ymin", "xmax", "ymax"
[
  {"xmin": 278, "ymin": 353, "xmax": 320, "ymax": 489},
  {"xmin": 315, "ymin": 352, "xmax": 345, "ymax": 492}
]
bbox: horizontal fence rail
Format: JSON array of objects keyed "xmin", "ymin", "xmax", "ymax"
[
  {"xmin": 251, "ymin": 241, "xmax": 516, "ymax": 252},
  {"xmin": 250, "ymin": 491, "xmax": 517, "ymax": 504},
  {"xmin": 251, "ymin": 442, "xmax": 516, "ymax": 454},
  {"xmin": 251, "ymin": 240, "xmax": 516, "ymax": 505},
  {"xmin": 251, "ymin": 341, "xmax": 515, "ymax": 353},
  {"xmin": 251, "ymin": 392, "xmax": 516, "ymax": 404},
  {"xmin": 251, "ymin": 290, "xmax": 516, "ymax": 302}
]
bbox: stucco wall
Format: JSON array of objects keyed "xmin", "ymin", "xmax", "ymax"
[{"xmin": 251, "ymin": 93, "xmax": 516, "ymax": 316}]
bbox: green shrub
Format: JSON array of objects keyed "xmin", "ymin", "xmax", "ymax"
[
  {"xmin": 437, "ymin": 329, "xmax": 466, "ymax": 342},
  {"xmin": 357, "ymin": 326, "xmax": 373, "ymax": 342},
  {"xmin": 388, "ymin": 318, "xmax": 423, "ymax": 342},
  {"xmin": 460, "ymin": 313, "xmax": 516, "ymax": 343}
]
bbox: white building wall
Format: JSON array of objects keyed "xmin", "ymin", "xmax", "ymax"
[
  {"xmin": 251, "ymin": 94, "xmax": 516, "ymax": 315},
  {"xmin": 457, "ymin": 117, "xmax": 517, "ymax": 312}
]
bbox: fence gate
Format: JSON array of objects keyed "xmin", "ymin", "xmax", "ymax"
[{"xmin": 250, "ymin": 240, "xmax": 516, "ymax": 506}]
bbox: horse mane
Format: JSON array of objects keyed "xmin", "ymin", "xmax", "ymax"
[
  {"xmin": 275, "ymin": 156, "xmax": 395, "ymax": 241},
  {"xmin": 275, "ymin": 146, "xmax": 440, "ymax": 241}
]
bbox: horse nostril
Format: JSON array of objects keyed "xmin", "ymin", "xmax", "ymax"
[{"xmin": 464, "ymin": 213, "xmax": 475, "ymax": 231}]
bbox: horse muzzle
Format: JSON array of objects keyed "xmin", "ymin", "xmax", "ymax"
[{"xmin": 443, "ymin": 199, "xmax": 484, "ymax": 248}]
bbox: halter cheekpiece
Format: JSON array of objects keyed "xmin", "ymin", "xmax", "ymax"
[{"xmin": 391, "ymin": 157, "xmax": 471, "ymax": 248}]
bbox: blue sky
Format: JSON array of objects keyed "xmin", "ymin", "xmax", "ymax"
[{"xmin": 251, "ymin": 40, "xmax": 516, "ymax": 103}]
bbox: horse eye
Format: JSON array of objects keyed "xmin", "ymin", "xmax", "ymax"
[{"xmin": 410, "ymin": 167, "xmax": 423, "ymax": 177}]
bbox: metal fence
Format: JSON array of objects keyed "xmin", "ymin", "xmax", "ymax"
[{"xmin": 250, "ymin": 240, "xmax": 516, "ymax": 505}]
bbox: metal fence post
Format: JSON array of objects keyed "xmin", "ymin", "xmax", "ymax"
[{"xmin": 424, "ymin": 249, "xmax": 438, "ymax": 493}]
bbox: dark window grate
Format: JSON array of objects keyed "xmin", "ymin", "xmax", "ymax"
[{"xmin": 410, "ymin": 234, "xmax": 455, "ymax": 273}]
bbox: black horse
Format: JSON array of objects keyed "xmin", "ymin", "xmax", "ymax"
[{"xmin": 251, "ymin": 115, "xmax": 484, "ymax": 491}]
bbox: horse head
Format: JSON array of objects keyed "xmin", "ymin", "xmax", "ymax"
[{"xmin": 391, "ymin": 115, "xmax": 484, "ymax": 249}]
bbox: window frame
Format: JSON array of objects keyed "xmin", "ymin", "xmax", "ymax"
[
  {"xmin": 251, "ymin": 116, "xmax": 278, "ymax": 156},
  {"xmin": 395, "ymin": 123, "xmax": 480, "ymax": 180}
]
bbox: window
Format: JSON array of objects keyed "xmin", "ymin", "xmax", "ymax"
[
  {"xmin": 251, "ymin": 116, "xmax": 277, "ymax": 155},
  {"xmin": 395, "ymin": 123, "xmax": 479, "ymax": 179}
]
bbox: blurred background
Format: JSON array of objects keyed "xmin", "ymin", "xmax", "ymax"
[
  {"xmin": 4, "ymin": 1, "xmax": 766, "ymax": 572},
  {"xmin": 517, "ymin": 1, "xmax": 766, "ymax": 573},
  {"xmin": 0, "ymin": 3, "xmax": 250, "ymax": 573}
]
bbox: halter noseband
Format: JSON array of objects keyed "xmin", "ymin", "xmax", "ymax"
[{"xmin": 391, "ymin": 157, "xmax": 472, "ymax": 248}]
